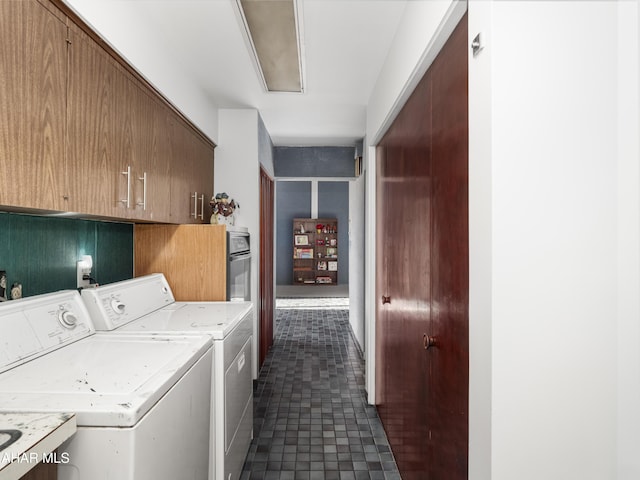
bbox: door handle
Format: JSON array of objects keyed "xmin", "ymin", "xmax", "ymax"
[
  {"xmin": 137, "ymin": 172, "xmax": 147, "ymax": 210},
  {"xmin": 120, "ymin": 165, "xmax": 131, "ymax": 208},
  {"xmin": 382, "ymin": 295, "xmax": 391, "ymax": 305},
  {"xmin": 423, "ymin": 334, "xmax": 437, "ymax": 350},
  {"xmin": 191, "ymin": 192, "xmax": 198, "ymax": 219}
]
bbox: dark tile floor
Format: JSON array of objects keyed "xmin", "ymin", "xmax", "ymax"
[{"xmin": 241, "ymin": 298, "xmax": 401, "ymax": 480}]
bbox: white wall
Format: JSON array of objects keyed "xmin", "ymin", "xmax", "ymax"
[
  {"xmin": 62, "ymin": 0, "xmax": 219, "ymax": 143},
  {"xmin": 467, "ymin": 1, "xmax": 638, "ymax": 479},
  {"xmin": 349, "ymin": 173, "xmax": 366, "ymax": 351},
  {"xmin": 216, "ymin": 109, "xmax": 261, "ymax": 379},
  {"xmin": 616, "ymin": 1, "xmax": 640, "ymax": 478},
  {"xmin": 492, "ymin": 3, "xmax": 617, "ymax": 478},
  {"xmin": 467, "ymin": 3, "xmax": 493, "ymax": 478}
]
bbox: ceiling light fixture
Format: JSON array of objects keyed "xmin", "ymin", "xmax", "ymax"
[{"xmin": 236, "ymin": 0, "xmax": 305, "ymax": 93}]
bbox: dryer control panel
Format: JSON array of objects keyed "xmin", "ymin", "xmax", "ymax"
[
  {"xmin": 0, "ymin": 290, "xmax": 94, "ymax": 373},
  {"xmin": 81, "ymin": 274, "xmax": 175, "ymax": 330}
]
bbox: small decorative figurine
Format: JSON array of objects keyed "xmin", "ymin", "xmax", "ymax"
[{"xmin": 210, "ymin": 192, "xmax": 239, "ymax": 225}]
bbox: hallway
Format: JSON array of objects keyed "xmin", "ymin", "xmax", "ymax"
[{"xmin": 241, "ymin": 298, "xmax": 401, "ymax": 480}]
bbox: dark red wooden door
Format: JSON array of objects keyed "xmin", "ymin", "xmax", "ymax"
[
  {"xmin": 428, "ymin": 14, "xmax": 469, "ymax": 477},
  {"xmin": 376, "ymin": 66, "xmax": 432, "ymax": 479},
  {"xmin": 259, "ymin": 166, "xmax": 274, "ymax": 367},
  {"xmin": 376, "ymin": 13, "xmax": 468, "ymax": 480}
]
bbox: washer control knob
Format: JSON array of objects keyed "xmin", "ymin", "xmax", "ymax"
[
  {"xmin": 110, "ymin": 299, "xmax": 126, "ymax": 314},
  {"xmin": 58, "ymin": 310, "xmax": 78, "ymax": 329}
]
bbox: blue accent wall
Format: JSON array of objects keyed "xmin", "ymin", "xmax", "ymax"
[
  {"xmin": 276, "ymin": 182, "xmax": 311, "ymax": 285},
  {"xmin": 318, "ymin": 182, "xmax": 349, "ymax": 284},
  {"xmin": 275, "ymin": 180, "xmax": 350, "ymax": 286},
  {"xmin": 274, "ymin": 147, "xmax": 355, "ymax": 178},
  {"xmin": 0, "ymin": 212, "xmax": 133, "ymax": 298}
]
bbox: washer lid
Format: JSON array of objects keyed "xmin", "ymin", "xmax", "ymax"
[
  {"xmin": 116, "ymin": 302, "xmax": 252, "ymax": 340},
  {"xmin": 0, "ymin": 333, "xmax": 212, "ymax": 427}
]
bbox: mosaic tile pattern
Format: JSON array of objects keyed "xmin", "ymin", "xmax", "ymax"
[{"xmin": 241, "ymin": 300, "xmax": 401, "ymax": 480}]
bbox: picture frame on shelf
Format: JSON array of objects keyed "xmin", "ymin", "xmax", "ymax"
[
  {"xmin": 294, "ymin": 234, "xmax": 309, "ymax": 246},
  {"xmin": 328, "ymin": 261, "xmax": 338, "ymax": 271},
  {"xmin": 317, "ymin": 261, "xmax": 327, "ymax": 271},
  {"xmin": 294, "ymin": 248, "xmax": 314, "ymax": 259}
]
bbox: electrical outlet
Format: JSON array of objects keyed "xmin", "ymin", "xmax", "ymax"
[{"xmin": 77, "ymin": 255, "xmax": 92, "ymax": 289}]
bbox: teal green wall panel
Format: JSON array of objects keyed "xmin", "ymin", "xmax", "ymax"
[
  {"xmin": 0, "ymin": 212, "xmax": 133, "ymax": 298},
  {"xmin": 95, "ymin": 221, "xmax": 134, "ymax": 285}
]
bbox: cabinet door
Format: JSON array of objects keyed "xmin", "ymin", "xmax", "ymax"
[
  {"xmin": 117, "ymin": 75, "xmax": 165, "ymax": 222},
  {"xmin": 68, "ymin": 28, "xmax": 173, "ymax": 222},
  {"xmin": 119, "ymin": 75, "xmax": 174, "ymax": 222},
  {"xmin": 142, "ymin": 100, "xmax": 173, "ymax": 223},
  {"xmin": 192, "ymin": 131, "xmax": 214, "ymax": 223},
  {"xmin": 0, "ymin": 0, "xmax": 68, "ymax": 211},
  {"xmin": 169, "ymin": 120, "xmax": 197, "ymax": 223},
  {"xmin": 66, "ymin": 25, "xmax": 125, "ymax": 218},
  {"xmin": 169, "ymin": 121, "xmax": 214, "ymax": 224}
]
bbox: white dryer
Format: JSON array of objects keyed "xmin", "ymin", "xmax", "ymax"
[
  {"xmin": 81, "ymin": 274, "xmax": 253, "ymax": 480},
  {"xmin": 0, "ymin": 290, "xmax": 212, "ymax": 480}
]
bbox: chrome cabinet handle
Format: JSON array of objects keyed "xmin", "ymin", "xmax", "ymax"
[
  {"xmin": 137, "ymin": 172, "xmax": 147, "ymax": 210},
  {"xmin": 199, "ymin": 194, "xmax": 205, "ymax": 220},
  {"xmin": 121, "ymin": 165, "xmax": 131, "ymax": 208},
  {"xmin": 191, "ymin": 192, "xmax": 198, "ymax": 219}
]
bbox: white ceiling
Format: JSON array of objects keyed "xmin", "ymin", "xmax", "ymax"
[{"xmin": 65, "ymin": 0, "xmax": 407, "ymax": 146}]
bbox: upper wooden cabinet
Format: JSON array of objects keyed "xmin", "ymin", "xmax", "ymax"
[
  {"xmin": 146, "ymin": 100, "xmax": 175, "ymax": 223},
  {"xmin": 1, "ymin": 0, "xmax": 214, "ymax": 223},
  {"xmin": 169, "ymin": 120, "xmax": 214, "ymax": 224},
  {"xmin": 67, "ymin": 27, "xmax": 177, "ymax": 222},
  {"xmin": 66, "ymin": 24, "xmax": 123, "ymax": 219},
  {"xmin": 0, "ymin": 0, "xmax": 69, "ymax": 211}
]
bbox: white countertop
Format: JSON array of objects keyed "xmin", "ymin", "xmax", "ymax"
[{"xmin": 0, "ymin": 412, "xmax": 76, "ymax": 480}]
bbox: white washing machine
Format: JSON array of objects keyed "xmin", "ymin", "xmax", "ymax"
[
  {"xmin": 81, "ymin": 274, "xmax": 253, "ymax": 480},
  {"xmin": 0, "ymin": 289, "xmax": 212, "ymax": 480}
]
